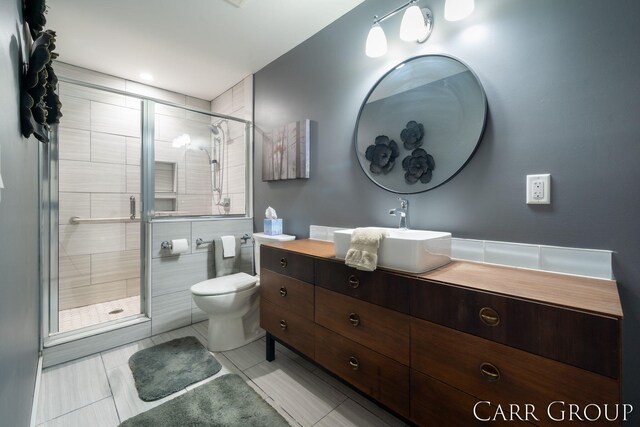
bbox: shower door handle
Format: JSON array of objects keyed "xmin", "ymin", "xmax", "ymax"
[{"xmin": 130, "ymin": 196, "xmax": 136, "ymax": 220}]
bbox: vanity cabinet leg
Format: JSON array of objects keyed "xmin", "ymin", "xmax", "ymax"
[{"xmin": 266, "ymin": 332, "xmax": 275, "ymax": 361}]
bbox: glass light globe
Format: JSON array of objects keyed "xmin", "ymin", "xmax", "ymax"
[
  {"xmin": 365, "ymin": 24, "xmax": 387, "ymax": 58},
  {"xmin": 400, "ymin": 5, "xmax": 427, "ymax": 41}
]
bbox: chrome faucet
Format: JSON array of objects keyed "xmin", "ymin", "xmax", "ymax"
[{"xmin": 389, "ymin": 197, "xmax": 409, "ymax": 229}]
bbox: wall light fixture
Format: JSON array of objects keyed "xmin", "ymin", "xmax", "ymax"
[{"xmin": 365, "ymin": 0, "xmax": 433, "ymax": 58}]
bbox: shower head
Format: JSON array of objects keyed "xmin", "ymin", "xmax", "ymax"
[{"xmin": 209, "ymin": 119, "xmax": 227, "ymax": 135}]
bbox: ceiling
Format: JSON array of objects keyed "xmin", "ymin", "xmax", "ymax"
[{"xmin": 46, "ymin": 0, "xmax": 365, "ymax": 100}]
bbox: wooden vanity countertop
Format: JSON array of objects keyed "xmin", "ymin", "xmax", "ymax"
[{"xmin": 263, "ymin": 239, "xmax": 623, "ymax": 318}]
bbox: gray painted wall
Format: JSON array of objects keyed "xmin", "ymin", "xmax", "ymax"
[
  {"xmin": 254, "ymin": 0, "xmax": 640, "ymax": 415},
  {"xmin": 0, "ymin": 0, "xmax": 41, "ymax": 425}
]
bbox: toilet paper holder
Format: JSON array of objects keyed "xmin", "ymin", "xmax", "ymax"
[{"xmin": 160, "ymin": 241, "xmax": 172, "ymax": 249}]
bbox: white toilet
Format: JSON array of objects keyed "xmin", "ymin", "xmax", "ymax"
[{"xmin": 190, "ymin": 232, "xmax": 295, "ymax": 352}]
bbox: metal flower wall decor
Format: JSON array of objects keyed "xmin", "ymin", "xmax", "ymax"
[
  {"xmin": 364, "ymin": 135, "xmax": 399, "ymax": 175},
  {"xmin": 20, "ymin": 0, "xmax": 62, "ymax": 143},
  {"xmin": 364, "ymin": 121, "xmax": 435, "ymax": 185}
]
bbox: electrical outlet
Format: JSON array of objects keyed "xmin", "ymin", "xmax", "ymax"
[{"xmin": 526, "ymin": 174, "xmax": 551, "ymax": 204}]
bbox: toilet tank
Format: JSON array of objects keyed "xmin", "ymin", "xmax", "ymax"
[{"xmin": 252, "ymin": 233, "xmax": 296, "ymax": 274}]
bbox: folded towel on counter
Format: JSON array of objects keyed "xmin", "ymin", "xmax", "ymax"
[
  {"xmin": 220, "ymin": 235, "xmax": 236, "ymax": 258},
  {"xmin": 344, "ymin": 228, "xmax": 388, "ymax": 271}
]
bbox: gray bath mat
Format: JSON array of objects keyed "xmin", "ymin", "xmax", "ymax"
[
  {"xmin": 119, "ymin": 373, "xmax": 290, "ymax": 427},
  {"xmin": 128, "ymin": 336, "xmax": 221, "ymax": 401}
]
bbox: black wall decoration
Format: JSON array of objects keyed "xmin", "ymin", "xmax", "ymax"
[{"xmin": 20, "ymin": 0, "xmax": 62, "ymax": 143}]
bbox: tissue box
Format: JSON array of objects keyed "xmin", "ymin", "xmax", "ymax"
[{"xmin": 264, "ymin": 219, "xmax": 283, "ymax": 235}]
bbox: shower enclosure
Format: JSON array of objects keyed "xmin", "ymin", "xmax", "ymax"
[{"xmin": 41, "ymin": 77, "xmax": 251, "ymax": 342}]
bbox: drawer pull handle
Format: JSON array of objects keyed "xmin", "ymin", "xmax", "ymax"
[
  {"xmin": 480, "ymin": 363, "xmax": 500, "ymax": 381},
  {"xmin": 348, "ymin": 275, "xmax": 360, "ymax": 289},
  {"xmin": 348, "ymin": 313, "xmax": 360, "ymax": 327},
  {"xmin": 279, "ymin": 320, "xmax": 287, "ymax": 330},
  {"xmin": 479, "ymin": 307, "xmax": 500, "ymax": 326},
  {"xmin": 280, "ymin": 258, "xmax": 288, "ymax": 268},
  {"xmin": 348, "ymin": 356, "xmax": 359, "ymax": 370},
  {"xmin": 279, "ymin": 287, "xmax": 287, "ymax": 297}
]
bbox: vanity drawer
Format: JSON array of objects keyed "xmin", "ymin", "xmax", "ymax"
[
  {"xmin": 411, "ymin": 318, "xmax": 619, "ymax": 427},
  {"xmin": 411, "ymin": 370, "xmax": 532, "ymax": 427},
  {"xmin": 314, "ymin": 258, "xmax": 411, "ymax": 314},
  {"xmin": 260, "ymin": 269, "xmax": 314, "ymax": 320},
  {"xmin": 261, "ymin": 246, "xmax": 314, "ymax": 283},
  {"xmin": 315, "ymin": 325, "xmax": 410, "ymax": 418},
  {"xmin": 260, "ymin": 300, "xmax": 314, "ymax": 359},
  {"xmin": 411, "ymin": 280, "xmax": 620, "ymax": 378},
  {"xmin": 315, "ymin": 287, "xmax": 410, "ymax": 365}
]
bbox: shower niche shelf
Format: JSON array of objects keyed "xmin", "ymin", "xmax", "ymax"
[{"xmin": 155, "ymin": 161, "xmax": 178, "ymax": 213}]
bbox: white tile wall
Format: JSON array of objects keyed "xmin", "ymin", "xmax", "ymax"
[
  {"xmin": 151, "ymin": 290, "xmax": 192, "ymax": 335},
  {"xmin": 59, "ymin": 95, "xmax": 91, "ymax": 130},
  {"xmin": 211, "ymin": 90, "xmax": 232, "ymax": 115},
  {"xmin": 91, "ymin": 102, "xmax": 141, "ymax": 138},
  {"xmin": 59, "ymin": 81, "xmax": 127, "ymax": 106},
  {"xmin": 59, "ymin": 192, "xmax": 90, "ymax": 224},
  {"xmin": 59, "ymin": 254, "xmax": 91, "ymax": 289},
  {"xmin": 58, "ymin": 127, "xmax": 90, "ymax": 161},
  {"xmin": 125, "ymin": 137, "xmax": 141, "ymax": 165},
  {"xmin": 126, "ymin": 165, "xmax": 141, "ymax": 193},
  {"xmin": 91, "ymin": 250, "xmax": 139, "ymax": 285},
  {"xmin": 309, "ymin": 225, "xmax": 614, "ymax": 280},
  {"xmin": 59, "ymin": 160, "xmax": 126, "ymax": 193},
  {"xmin": 227, "ymin": 193, "xmax": 246, "ymax": 215},
  {"xmin": 59, "ymin": 280, "xmax": 127, "ymax": 310},
  {"xmin": 125, "ymin": 223, "xmax": 141, "ymax": 251},
  {"xmin": 226, "ymin": 164, "xmax": 246, "ymax": 194},
  {"xmin": 90, "ymin": 193, "xmax": 138, "ymax": 218},
  {"xmin": 91, "ymin": 132, "xmax": 126, "ymax": 164},
  {"xmin": 59, "ymin": 223, "xmax": 125, "ymax": 256},
  {"xmin": 177, "ymin": 195, "xmax": 213, "ymax": 215},
  {"xmin": 151, "ymin": 253, "xmax": 209, "ymax": 297}
]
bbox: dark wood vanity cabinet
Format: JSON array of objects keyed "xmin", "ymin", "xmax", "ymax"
[{"xmin": 260, "ymin": 240, "xmax": 623, "ymax": 426}]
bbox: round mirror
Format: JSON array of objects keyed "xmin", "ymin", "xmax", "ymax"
[{"xmin": 355, "ymin": 54, "xmax": 487, "ymax": 193}]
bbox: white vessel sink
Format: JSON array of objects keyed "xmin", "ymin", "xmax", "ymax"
[{"xmin": 334, "ymin": 227, "xmax": 452, "ymax": 273}]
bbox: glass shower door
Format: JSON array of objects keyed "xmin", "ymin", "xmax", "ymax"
[{"xmin": 52, "ymin": 84, "xmax": 146, "ymax": 334}]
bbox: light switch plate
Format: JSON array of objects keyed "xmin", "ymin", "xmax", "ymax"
[{"xmin": 526, "ymin": 174, "xmax": 551, "ymax": 204}]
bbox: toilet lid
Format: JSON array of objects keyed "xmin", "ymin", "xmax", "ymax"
[{"xmin": 191, "ymin": 272, "xmax": 257, "ymax": 296}]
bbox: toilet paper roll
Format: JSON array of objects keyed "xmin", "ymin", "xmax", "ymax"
[{"xmin": 170, "ymin": 239, "xmax": 189, "ymax": 255}]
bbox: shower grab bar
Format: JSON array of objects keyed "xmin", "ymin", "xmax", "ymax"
[
  {"xmin": 69, "ymin": 216, "xmax": 141, "ymax": 224},
  {"xmin": 195, "ymin": 234, "xmax": 251, "ymax": 247}
]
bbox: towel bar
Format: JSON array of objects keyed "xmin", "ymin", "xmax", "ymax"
[{"xmin": 195, "ymin": 234, "xmax": 251, "ymax": 247}]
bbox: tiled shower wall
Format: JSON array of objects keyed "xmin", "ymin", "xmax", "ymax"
[
  {"xmin": 211, "ymin": 75, "xmax": 253, "ymax": 216},
  {"xmin": 56, "ymin": 62, "xmax": 250, "ymax": 310}
]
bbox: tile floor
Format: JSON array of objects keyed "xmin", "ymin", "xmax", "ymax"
[
  {"xmin": 58, "ymin": 296, "xmax": 141, "ymax": 333},
  {"xmin": 36, "ymin": 322, "xmax": 408, "ymax": 427}
]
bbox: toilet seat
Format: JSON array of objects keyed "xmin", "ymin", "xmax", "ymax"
[{"xmin": 191, "ymin": 272, "xmax": 257, "ymax": 296}]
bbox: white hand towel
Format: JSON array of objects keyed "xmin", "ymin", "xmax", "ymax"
[
  {"xmin": 221, "ymin": 235, "xmax": 236, "ymax": 258},
  {"xmin": 345, "ymin": 228, "xmax": 388, "ymax": 271}
]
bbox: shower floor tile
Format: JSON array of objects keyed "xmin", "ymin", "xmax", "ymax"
[{"xmin": 58, "ymin": 295, "xmax": 141, "ymax": 333}]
